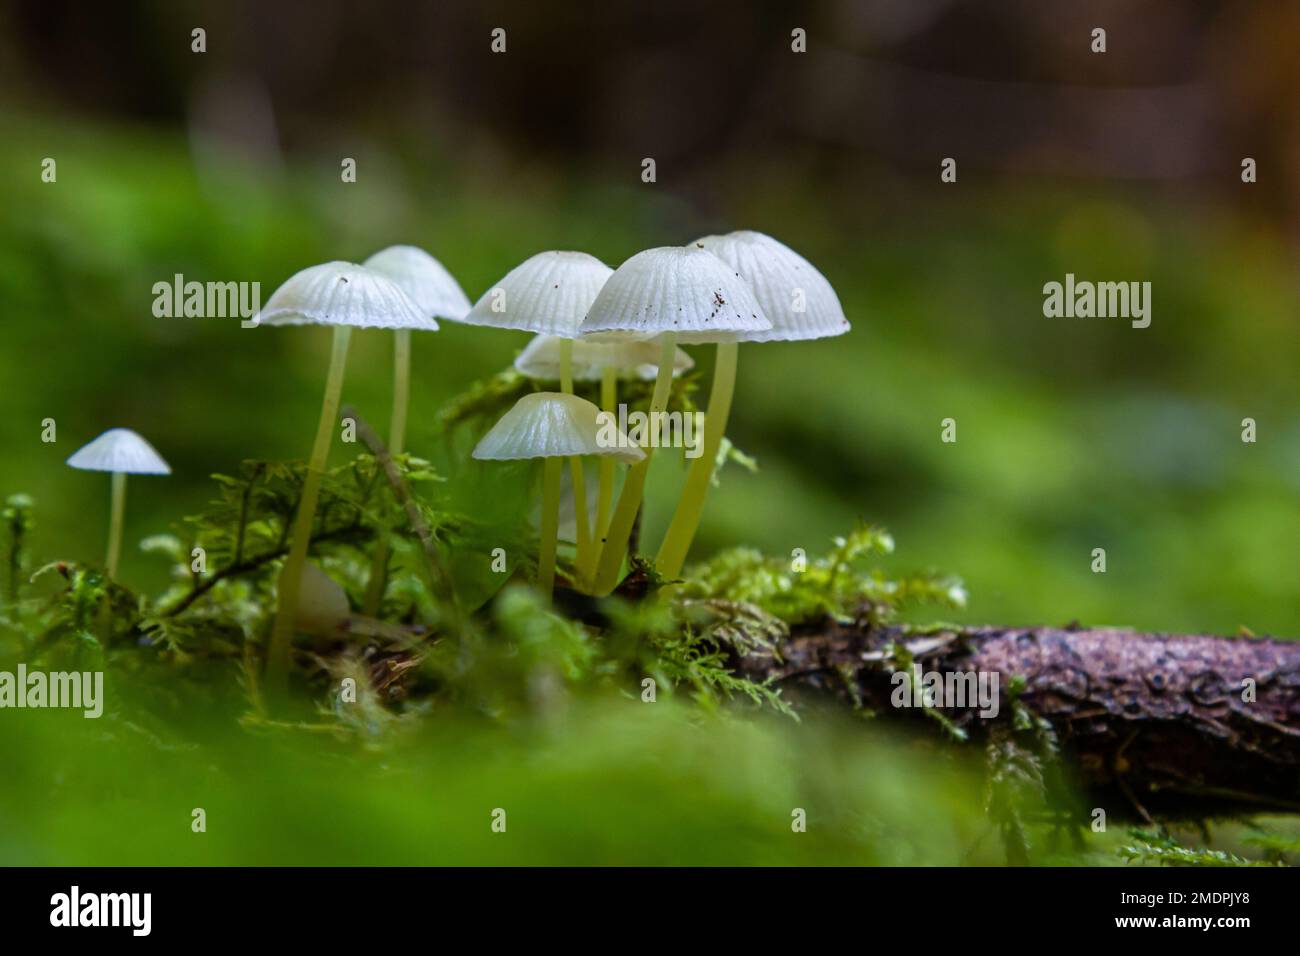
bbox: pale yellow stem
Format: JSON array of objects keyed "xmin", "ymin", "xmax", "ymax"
[
  {"xmin": 559, "ymin": 339, "xmax": 592, "ymax": 584},
  {"xmin": 656, "ymin": 340, "xmax": 738, "ymax": 580},
  {"xmin": 595, "ymin": 365, "xmax": 617, "ymax": 542},
  {"xmin": 538, "ymin": 456, "xmax": 562, "ymax": 604},
  {"xmin": 106, "ymin": 471, "xmax": 126, "ymax": 579},
  {"xmin": 591, "ymin": 334, "xmax": 677, "ymax": 595},
  {"xmin": 362, "ymin": 329, "xmax": 411, "ymax": 615},
  {"xmin": 267, "ymin": 325, "xmax": 352, "ymax": 694}
]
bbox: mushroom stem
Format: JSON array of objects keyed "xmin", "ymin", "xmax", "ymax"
[
  {"xmin": 361, "ymin": 328, "xmax": 411, "ymax": 615},
  {"xmin": 389, "ymin": 328, "xmax": 411, "ymax": 457},
  {"xmin": 655, "ymin": 340, "xmax": 738, "ymax": 580},
  {"xmin": 591, "ymin": 334, "xmax": 677, "ymax": 595},
  {"xmin": 538, "ymin": 456, "xmax": 562, "ymax": 604},
  {"xmin": 267, "ymin": 325, "xmax": 353, "ymax": 693},
  {"xmin": 105, "ymin": 471, "xmax": 127, "ymax": 579},
  {"xmin": 595, "ymin": 364, "xmax": 617, "ymax": 542},
  {"xmin": 558, "ymin": 339, "xmax": 593, "ymax": 583}
]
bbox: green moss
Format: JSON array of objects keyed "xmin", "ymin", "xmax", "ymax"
[
  {"xmin": 1120, "ymin": 830, "xmax": 1280, "ymax": 867},
  {"xmin": 679, "ymin": 524, "xmax": 966, "ymax": 627},
  {"xmin": 0, "ymin": 376, "xmax": 1290, "ymax": 868}
]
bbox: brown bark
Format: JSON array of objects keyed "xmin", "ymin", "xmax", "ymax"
[{"xmin": 736, "ymin": 621, "xmax": 1300, "ymax": 820}]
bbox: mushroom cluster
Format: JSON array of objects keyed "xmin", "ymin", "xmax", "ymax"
[
  {"xmin": 468, "ymin": 234, "xmax": 846, "ymax": 598},
  {"xmin": 73, "ymin": 233, "xmax": 846, "ymax": 691}
]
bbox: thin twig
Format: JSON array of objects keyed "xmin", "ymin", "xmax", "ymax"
[
  {"xmin": 341, "ymin": 405, "xmax": 461, "ymax": 619},
  {"xmin": 233, "ymin": 462, "xmax": 264, "ymax": 565},
  {"xmin": 161, "ymin": 525, "xmax": 362, "ymax": 617}
]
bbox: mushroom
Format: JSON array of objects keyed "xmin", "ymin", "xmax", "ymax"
[
  {"xmin": 253, "ymin": 260, "xmax": 432, "ymax": 691},
  {"xmin": 655, "ymin": 231, "xmax": 849, "ymax": 579},
  {"xmin": 513, "ymin": 334, "xmax": 694, "ymax": 383},
  {"xmin": 514, "ymin": 333, "xmax": 694, "ymax": 548},
  {"xmin": 66, "ymin": 428, "xmax": 171, "ymax": 579},
  {"xmin": 577, "ymin": 245, "xmax": 770, "ymax": 595},
  {"xmin": 463, "ymin": 251, "xmax": 614, "ymax": 577},
  {"xmin": 361, "ymin": 244, "xmax": 470, "ymax": 456},
  {"xmin": 472, "ymin": 391, "xmax": 642, "ymax": 602},
  {"xmin": 360, "ymin": 245, "xmax": 470, "ymax": 613}
]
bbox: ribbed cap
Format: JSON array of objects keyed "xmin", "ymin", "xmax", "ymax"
[
  {"xmin": 472, "ymin": 392, "xmax": 645, "ymax": 463},
  {"xmin": 463, "ymin": 251, "xmax": 613, "ymax": 337},
  {"xmin": 693, "ymin": 231, "xmax": 848, "ymax": 342},
  {"xmin": 513, "ymin": 334, "xmax": 694, "ymax": 382},
  {"xmin": 253, "ymin": 261, "xmax": 435, "ymax": 330},
  {"xmin": 66, "ymin": 428, "xmax": 171, "ymax": 475},
  {"xmin": 577, "ymin": 245, "xmax": 771, "ymax": 344},
  {"xmin": 363, "ymin": 245, "xmax": 470, "ymax": 322}
]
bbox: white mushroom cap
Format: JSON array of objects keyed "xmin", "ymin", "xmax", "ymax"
[
  {"xmin": 693, "ymin": 231, "xmax": 849, "ymax": 342},
  {"xmin": 252, "ymin": 261, "xmax": 435, "ymax": 330},
  {"xmin": 513, "ymin": 334, "xmax": 694, "ymax": 382},
  {"xmin": 66, "ymin": 428, "xmax": 171, "ymax": 475},
  {"xmin": 473, "ymin": 392, "xmax": 645, "ymax": 463},
  {"xmin": 577, "ymin": 245, "xmax": 771, "ymax": 344},
  {"xmin": 362, "ymin": 245, "xmax": 471, "ymax": 322},
  {"xmin": 463, "ymin": 251, "xmax": 613, "ymax": 337}
]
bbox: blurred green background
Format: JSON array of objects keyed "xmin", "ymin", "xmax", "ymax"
[
  {"xmin": 0, "ymin": 0, "xmax": 1298, "ymax": 866},
  {"xmin": 2, "ymin": 0, "xmax": 1297, "ymax": 635}
]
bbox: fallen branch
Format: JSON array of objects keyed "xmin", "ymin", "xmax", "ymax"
[{"xmin": 736, "ymin": 621, "xmax": 1300, "ymax": 819}]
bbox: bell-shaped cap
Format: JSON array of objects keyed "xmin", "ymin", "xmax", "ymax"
[
  {"xmin": 362, "ymin": 245, "xmax": 470, "ymax": 322},
  {"xmin": 66, "ymin": 428, "xmax": 171, "ymax": 475},
  {"xmin": 578, "ymin": 245, "xmax": 771, "ymax": 344},
  {"xmin": 513, "ymin": 334, "xmax": 694, "ymax": 382},
  {"xmin": 463, "ymin": 251, "xmax": 613, "ymax": 337},
  {"xmin": 693, "ymin": 231, "xmax": 849, "ymax": 342},
  {"xmin": 252, "ymin": 261, "xmax": 435, "ymax": 330},
  {"xmin": 473, "ymin": 392, "xmax": 645, "ymax": 464}
]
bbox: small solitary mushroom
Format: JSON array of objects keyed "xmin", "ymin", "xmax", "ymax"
[
  {"xmin": 655, "ymin": 231, "xmax": 849, "ymax": 580},
  {"xmin": 515, "ymin": 334, "xmax": 694, "ymax": 552},
  {"xmin": 66, "ymin": 428, "xmax": 171, "ymax": 579},
  {"xmin": 463, "ymin": 251, "xmax": 615, "ymax": 576},
  {"xmin": 361, "ymin": 245, "xmax": 470, "ymax": 614},
  {"xmin": 577, "ymin": 245, "xmax": 770, "ymax": 595},
  {"xmin": 253, "ymin": 260, "xmax": 432, "ymax": 691},
  {"xmin": 473, "ymin": 392, "xmax": 642, "ymax": 602}
]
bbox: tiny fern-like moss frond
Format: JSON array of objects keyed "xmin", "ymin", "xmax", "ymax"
[
  {"xmin": 679, "ymin": 524, "xmax": 964, "ymax": 627},
  {"xmin": 1118, "ymin": 830, "xmax": 1277, "ymax": 867}
]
